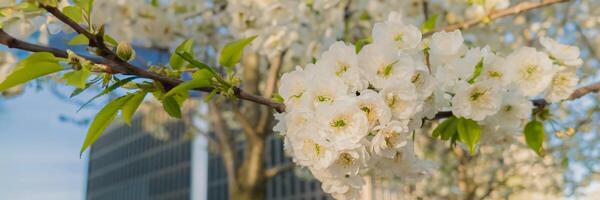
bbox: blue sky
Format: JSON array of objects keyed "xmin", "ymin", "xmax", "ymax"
[{"xmin": 0, "ymin": 87, "xmax": 95, "ymax": 200}]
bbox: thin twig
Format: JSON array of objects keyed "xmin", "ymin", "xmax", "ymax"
[
  {"xmin": 264, "ymin": 162, "xmax": 295, "ymax": 178},
  {"xmin": 0, "ymin": 1, "xmax": 593, "ymax": 117},
  {"xmin": 423, "ymin": 0, "xmax": 572, "ymax": 37}
]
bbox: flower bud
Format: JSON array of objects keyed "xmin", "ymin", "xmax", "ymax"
[{"xmin": 116, "ymin": 42, "xmax": 135, "ymax": 61}]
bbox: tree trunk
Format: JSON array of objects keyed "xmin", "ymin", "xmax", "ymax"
[
  {"xmin": 230, "ymin": 137, "xmax": 267, "ymax": 200},
  {"xmin": 231, "ymin": 186, "xmax": 265, "ymax": 200}
]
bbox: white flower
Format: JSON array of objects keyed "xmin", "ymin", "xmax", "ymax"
[
  {"xmin": 311, "ymin": 0, "xmax": 341, "ymax": 10},
  {"xmin": 481, "ymin": 91, "xmax": 532, "ymax": 144},
  {"xmin": 318, "ymin": 173, "xmax": 364, "ymax": 200},
  {"xmin": 545, "ymin": 69, "xmax": 579, "ymax": 102},
  {"xmin": 372, "ymin": 143, "xmax": 431, "ymax": 181},
  {"xmin": 358, "ymin": 43, "xmax": 415, "ymax": 89},
  {"xmin": 289, "ymin": 129, "xmax": 337, "ymax": 169},
  {"xmin": 452, "ymin": 81, "xmax": 501, "ymax": 121},
  {"xmin": 356, "ymin": 90, "xmax": 392, "ymax": 128},
  {"xmin": 316, "ymin": 41, "xmax": 368, "ymax": 92},
  {"xmin": 283, "ymin": 108, "xmax": 315, "ymax": 136},
  {"xmin": 371, "ymin": 121, "xmax": 410, "ymax": 159},
  {"xmin": 539, "ymin": 37, "xmax": 583, "ymax": 67},
  {"xmin": 479, "ymin": 53, "xmax": 513, "ymax": 86},
  {"xmin": 316, "ymin": 99, "xmax": 369, "ymax": 151},
  {"xmin": 272, "ymin": 113, "xmax": 287, "ymax": 135},
  {"xmin": 421, "ymin": 88, "xmax": 452, "ymax": 119},
  {"xmin": 326, "ymin": 148, "xmax": 368, "ymax": 177},
  {"xmin": 380, "ymin": 79, "xmax": 420, "ymax": 120},
  {"xmin": 430, "ymin": 30, "xmax": 465, "ymax": 55},
  {"xmin": 465, "ymin": 5, "xmax": 486, "ymax": 19},
  {"xmin": 372, "ymin": 20, "xmax": 422, "ymax": 50},
  {"xmin": 278, "ymin": 67, "xmax": 310, "ymax": 110},
  {"xmin": 305, "ymin": 73, "xmax": 349, "ymax": 107},
  {"xmin": 506, "ymin": 47, "xmax": 555, "ymax": 97},
  {"xmin": 485, "ymin": 0, "xmax": 510, "ymax": 10},
  {"xmin": 449, "ymin": 46, "xmax": 491, "ymax": 80},
  {"xmin": 411, "ymin": 62, "xmax": 436, "ymax": 99},
  {"xmin": 483, "ymin": 91, "xmax": 532, "ymax": 131}
]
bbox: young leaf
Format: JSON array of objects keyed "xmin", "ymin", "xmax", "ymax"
[
  {"xmin": 219, "ymin": 36, "xmax": 257, "ymax": 68},
  {"xmin": 354, "ymin": 37, "xmax": 372, "ymax": 53},
  {"xmin": 162, "ymin": 96, "xmax": 182, "ymax": 118},
  {"xmin": 176, "ymin": 52, "xmax": 216, "ymax": 73},
  {"xmin": 165, "ymin": 69, "xmax": 213, "ymax": 97},
  {"xmin": 433, "ymin": 116, "xmax": 456, "ymax": 139},
  {"xmin": 103, "ymin": 34, "xmax": 118, "ymax": 46},
  {"xmin": 68, "ymin": 34, "xmax": 89, "ymax": 45},
  {"xmin": 63, "ymin": 69, "xmax": 91, "ymax": 89},
  {"xmin": 78, "ymin": 77, "xmax": 137, "ymax": 111},
  {"xmin": 524, "ymin": 120, "xmax": 545, "ymax": 155},
  {"xmin": 170, "ymin": 39, "xmax": 194, "ymax": 69},
  {"xmin": 420, "ymin": 14, "xmax": 439, "ymax": 33},
  {"xmin": 62, "ymin": 6, "xmax": 84, "ymax": 23},
  {"xmin": 441, "ymin": 117, "xmax": 459, "ymax": 140},
  {"xmin": 467, "ymin": 58, "xmax": 484, "ymax": 84},
  {"xmin": 74, "ymin": 0, "xmax": 94, "ymax": 16},
  {"xmin": 457, "ymin": 117, "xmax": 481, "ymax": 155},
  {"xmin": 70, "ymin": 79, "xmax": 99, "ymax": 98},
  {"xmin": 271, "ymin": 93, "xmax": 284, "ymax": 103},
  {"xmin": 204, "ymin": 90, "xmax": 218, "ymax": 102},
  {"xmin": 121, "ymin": 91, "xmax": 147, "ymax": 125},
  {"xmin": 0, "ymin": 52, "xmax": 64, "ymax": 91},
  {"xmin": 80, "ymin": 94, "xmax": 133, "ymax": 155}
]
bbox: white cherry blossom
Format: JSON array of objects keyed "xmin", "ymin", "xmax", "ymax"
[
  {"xmin": 506, "ymin": 47, "xmax": 555, "ymax": 97},
  {"xmin": 452, "ymin": 81, "xmax": 501, "ymax": 121}
]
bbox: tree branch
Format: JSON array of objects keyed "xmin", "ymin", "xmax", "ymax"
[
  {"xmin": 257, "ymin": 51, "xmax": 286, "ymax": 134},
  {"xmin": 423, "ymin": 0, "xmax": 572, "ymax": 37},
  {"xmin": 0, "ymin": 7, "xmax": 287, "ymax": 112},
  {"xmin": 0, "ymin": 1, "xmax": 593, "ymax": 118},
  {"xmin": 264, "ymin": 162, "xmax": 295, "ymax": 178},
  {"xmin": 208, "ymin": 102, "xmax": 238, "ymax": 188},
  {"xmin": 233, "ymin": 104, "xmax": 258, "ymax": 137}
]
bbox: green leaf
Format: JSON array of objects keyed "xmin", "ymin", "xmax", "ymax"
[
  {"xmin": 68, "ymin": 34, "xmax": 89, "ymax": 46},
  {"xmin": 524, "ymin": 120, "xmax": 545, "ymax": 156},
  {"xmin": 78, "ymin": 77, "xmax": 137, "ymax": 111},
  {"xmin": 219, "ymin": 36, "xmax": 256, "ymax": 68},
  {"xmin": 204, "ymin": 90, "xmax": 218, "ymax": 102},
  {"xmin": 103, "ymin": 34, "xmax": 118, "ymax": 46},
  {"xmin": 457, "ymin": 117, "xmax": 481, "ymax": 155},
  {"xmin": 63, "ymin": 69, "xmax": 91, "ymax": 89},
  {"xmin": 420, "ymin": 14, "xmax": 439, "ymax": 33},
  {"xmin": 62, "ymin": 6, "xmax": 84, "ymax": 23},
  {"xmin": 121, "ymin": 91, "xmax": 147, "ymax": 125},
  {"xmin": 433, "ymin": 116, "xmax": 456, "ymax": 139},
  {"xmin": 441, "ymin": 116, "xmax": 459, "ymax": 140},
  {"xmin": 165, "ymin": 69, "xmax": 213, "ymax": 97},
  {"xmin": 354, "ymin": 37, "xmax": 372, "ymax": 53},
  {"xmin": 74, "ymin": 0, "xmax": 94, "ymax": 16},
  {"xmin": 177, "ymin": 52, "xmax": 216, "ymax": 73},
  {"xmin": 467, "ymin": 58, "xmax": 484, "ymax": 84},
  {"xmin": 70, "ymin": 79, "xmax": 99, "ymax": 98},
  {"xmin": 271, "ymin": 93, "xmax": 284, "ymax": 103},
  {"xmin": 0, "ymin": 52, "xmax": 64, "ymax": 91},
  {"xmin": 162, "ymin": 96, "xmax": 182, "ymax": 118},
  {"xmin": 80, "ymin": 94, "xmax": 133, "ymax": 155},
  {"xmin": 170, "ymin": 39, "xmax": 194, "ymax": 70}
]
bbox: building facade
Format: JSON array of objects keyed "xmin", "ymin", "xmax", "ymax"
[
  {"xmin": 206, "ymin": 135, "xmax": 332, "ymax": 200},
  {"xmin": 86, "ymin": 114, "xmax": 330, "ymax": 200},
  {"xmin": 86, "ymin": 116, "xmax": 192, "ymax": 200}
]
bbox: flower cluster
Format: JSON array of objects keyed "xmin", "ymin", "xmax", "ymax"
[{"xmin": 275, "ymin": 12, "xmax": 581, "ymax": 199}]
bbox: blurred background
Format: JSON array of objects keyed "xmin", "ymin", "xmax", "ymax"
[{"xmin": 1, "ymin": 0, "xmax": 600, "ymax": 199}]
